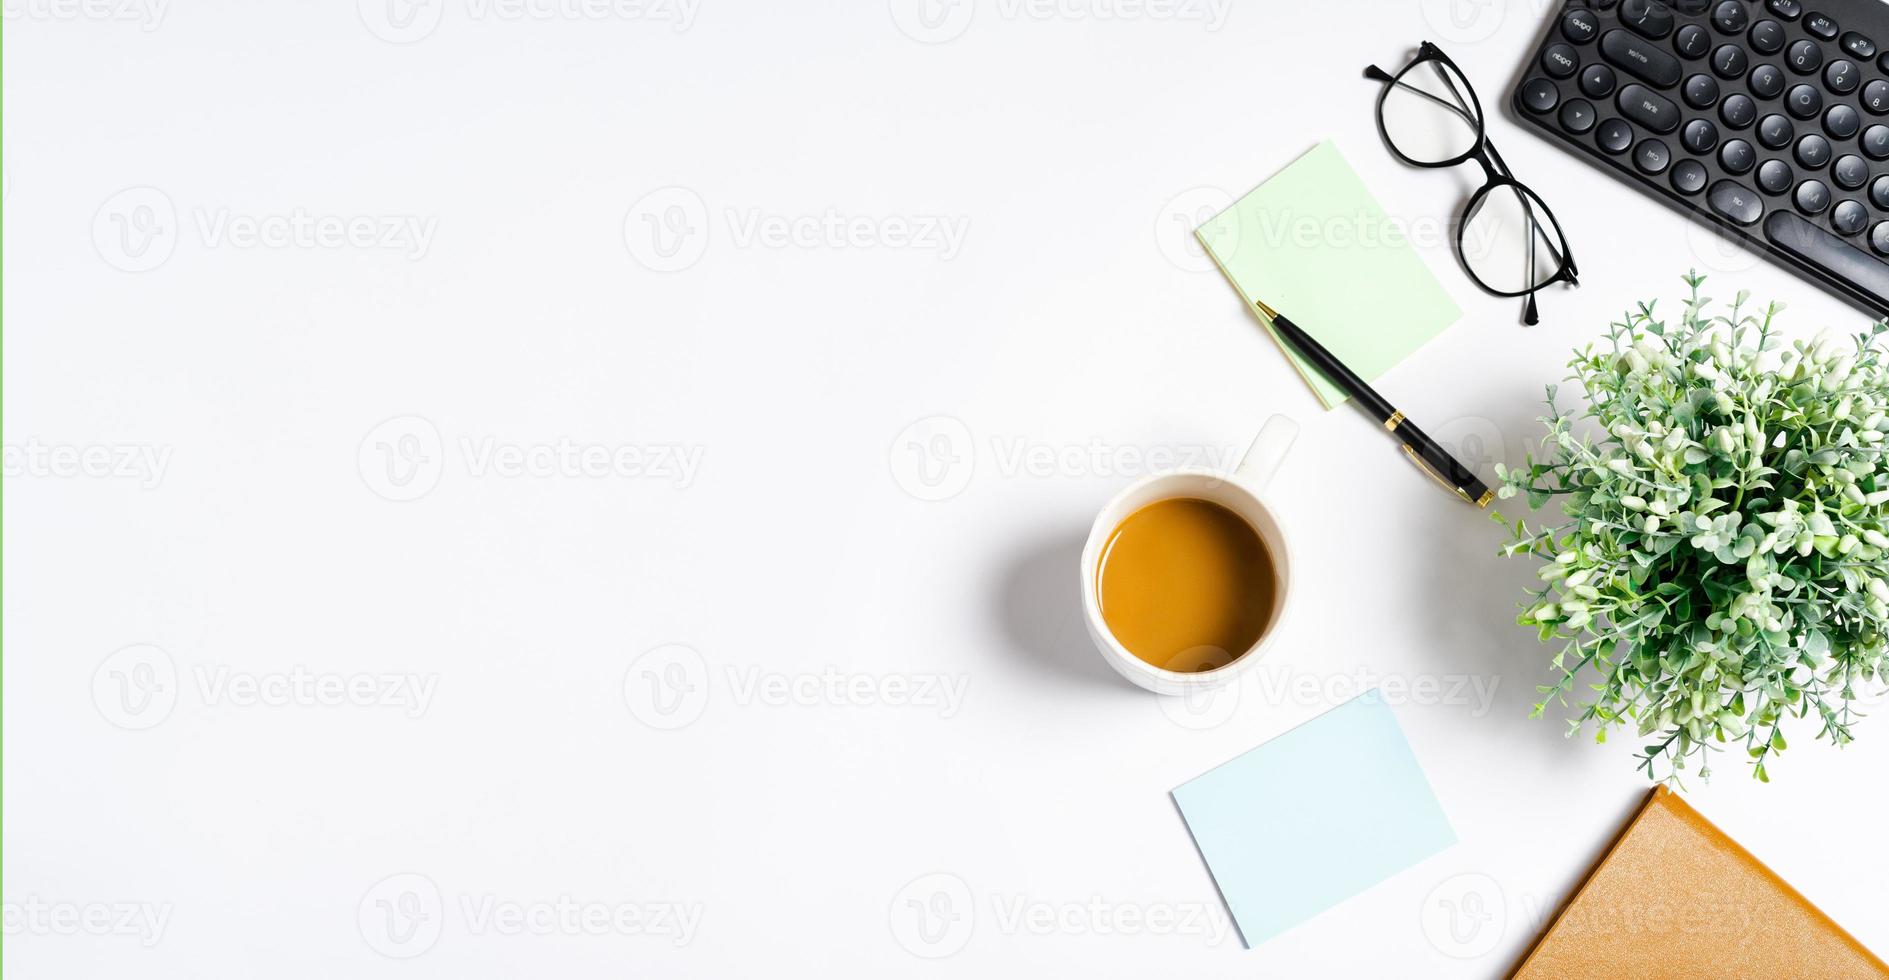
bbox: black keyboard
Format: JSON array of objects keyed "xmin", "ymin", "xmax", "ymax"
[{"xmin": 1512, "ymin": 0, "xmax": 1889, "ymax": 315}]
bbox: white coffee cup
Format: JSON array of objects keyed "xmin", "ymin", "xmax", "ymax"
[{"xmin": 1079, "ymin": 415, "xmax": 1298, "ymax": 695}]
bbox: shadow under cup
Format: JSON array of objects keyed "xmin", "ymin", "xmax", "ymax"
[{"xmin": 1081, "ymin": 470, "xmax": 1292, "ymax": 695}]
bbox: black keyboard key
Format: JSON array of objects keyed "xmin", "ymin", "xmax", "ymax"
[
  {"xmin": 1684, "ymin": 72, "xmax": 1719, "ymax": 107},
  {"xmin": 1759, "ymin": 158, "xmax": 1795, "ymax": 192},
  {"xmin": 1805, "ymin": 11, "xmax": 1839, "ymax": 40},
  {"xmin": 1750, "ymin": 63, "xmax": 1786, "ymax": 98},
  {"xmin": 1750, "ymin": 19, "xmax": 1786, "ymax": 54},
  {"xmin": 1712, "ymin": 1, "xmax": 1749, "ymax": 33},
  {"xmin": 1759, "ymin": 113, "xmax": 1794, "ymax": 148},
  {"xmin": 1835, "ymin": 200, "xmax": 1870, "ymax": 234},
  {"xmin": 1834, "ymin": 153, "xmax": 1868, "ymax": 188},
  {"xmin": 1826, "ymin": 103, "xmax": 1861, "ymax": 139},
  {"xmin": 1789, "ymin": 39, "xmax": 1824, "ymax": 73},
  {"xmin": 1598, "ymin": 116, "xmax": 1636, "ymax": 153},
  {"xmin": 1582, "ymin": 63, "xmax": 1618, "ymax": 98},
  {"xmin": 1843, "ymin": 31, "xmax": 1877, "ymax": 59},
  {"xmin": 1865, "ymin": 124, "xmax": 1889, "ymax": 158},
  {"xmin": 1769, "ymin": 0, "xmax": 1803, "ymax": 18},
  {"xmin": 1564, "ymin": 8, "xmax": 1601, "ymax": 44},
  {"xmin": 1722, "ymin": 93, "xmax": 1757, "ymax": 127},
  {"xmin": 1684, "ymin": 117, "xmax": 1720, "ymax": 152},
  {"xmin": 1561, "ymin": 98, "xmax": 1598, "ymax": 133},
  {"xmin": 1872, "ymin": 220, "xmax": 1889, "ymax": 254},
  {"xmin": 1523, "ymin": 77, "xmax": 1560, "ymax": 113},
  {"xmin": 1787, "ymin": 83, "xmax": 1824, "ymax": 118},
  {"xmin": 1622, "ymin": 0, "xmax": 1676, "ymax": 39},
  {"xmin": 1722, "ymin": 138, "xmax": 1757, "ymax": 172},
  {"xmin": 1797, "ymin": 133, "xmax": 1832, "ymax": 167},
  {"xmin": 1602, "ymin": 29, "xmax": 1684, "ymax": 87},
  {"xmin": 1710, "ymin": 179, "xmax": 1766, "ymax": 223},
  {"xmin": 1677, "ymin": 23, "xmax": 1712, "ymax": 58},
  {"xmin": 1825, "ymin": 59, "xmax": 1859, "ymax": 93},
  {"xmin": 1618, "ymin": 83, "xmax": 1681, "ymax": 132},
  {"xmin": 1766, "ymin": 211, "xmax": 1889, "ymax": 306},
  {"xmin": 1635, "ymin": 138, "xmax": 1673, "ymax": 173},
  {"xmin": 1543, "ymin": 43, "xmax": 1581, "ymax": 78},
  {"xmin": 1865, "ymin": 79, "xmax": 1889, "ymax": 113},
  {"xmin": 1874, "ymin": 174, "xmax": 1889, "ymax": 208},
  {"xmin": 1797, "ymin": 178, "xmax": 1831, "ymax": 212},
  {"xmin": 1712, "ymin": 44, "xmax": 1749, "ymax": 77},
  {"xmin": 1673, "ymin": 159, "xmax": 1710, "ymax": 194}
]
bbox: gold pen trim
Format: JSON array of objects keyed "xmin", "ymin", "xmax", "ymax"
[
  {"xmin": 1476, "ymin": 489, "xmax": 1495, "ymax": 508},
  {"xmin": 1384, "ymin": 410, "xmax": 1405, "ymax": 432},
  {"xmin": 1252, "ymin": 298, "xmax": 1279, "ymax": 320},
  {"xmin": 1401, "ymin": 444, "xmax": 1473, "ymax": 504}
]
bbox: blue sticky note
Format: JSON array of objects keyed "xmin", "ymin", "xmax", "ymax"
[{"xmin": 1170, "ymin": 689, "xmax": 1455, "ymax": 947}]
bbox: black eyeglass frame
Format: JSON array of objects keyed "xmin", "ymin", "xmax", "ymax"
[{"xmin": 1365, "ymin": 41, "xmax": 1578, "ymax": 322}]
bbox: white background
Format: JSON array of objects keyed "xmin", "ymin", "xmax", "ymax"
[{"xmin": 6, "ymin": 0, "xmax": 1887, "ymax": 976}]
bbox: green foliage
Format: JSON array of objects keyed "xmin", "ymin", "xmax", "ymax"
[{"xmin": 1494, "ymin": 273, "xmax": 1889, "ymax": 783}]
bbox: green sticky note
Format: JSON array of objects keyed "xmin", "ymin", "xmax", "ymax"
[{"xmin": 1195, "ymin": 141, "xmax": 1460, "ymax": 408}]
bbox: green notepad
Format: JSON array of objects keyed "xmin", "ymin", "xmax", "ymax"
[{"xmin": 1195, "ymin": 141, "xmax": 1460, "ymax": 408}]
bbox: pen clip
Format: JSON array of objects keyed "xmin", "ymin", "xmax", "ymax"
[{"xmin": 1401, "ymin": 444, "xmax": 1473, "ymax": 504}]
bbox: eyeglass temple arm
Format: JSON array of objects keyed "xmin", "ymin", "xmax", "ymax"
[{"xmin": 1363, "ymin": 64, "xmax": 1480, "ymax": 130}]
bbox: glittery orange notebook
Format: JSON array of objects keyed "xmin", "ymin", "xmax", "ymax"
[{"xmin": 1512, "ymin": 787, "xmax": 1888, "ymax": 980}]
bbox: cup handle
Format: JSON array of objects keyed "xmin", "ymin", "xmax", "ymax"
[{"xmin": 1233, "ymin": 414, "xmax": 1298, "ymax": 493}]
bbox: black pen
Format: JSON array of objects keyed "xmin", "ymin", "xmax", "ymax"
[{"xmin": 1252, "ymin": 298, "xmax": 1493, "ymax": 508}]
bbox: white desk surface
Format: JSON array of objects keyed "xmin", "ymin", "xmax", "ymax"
[{"xmin": 6, "ymin": 2, "xmax": 1886, "ymax": 976}]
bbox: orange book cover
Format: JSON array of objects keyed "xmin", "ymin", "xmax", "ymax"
[{"xmin": 1512, "ymin": 786, "xmax": 1888, "ymax": 980}]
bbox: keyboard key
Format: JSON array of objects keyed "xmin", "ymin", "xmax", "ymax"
[
  {"xmin": 1865, "ymin": 124, "xmax": 1889, "ymax": 158},
  {"xmin": 1749, "ymin": 19, "xmax": 1786, "ymax": 54},
  {"xmin": 1834, "ymin": 153, "xmax": 1868, "ymax": 188},
  {"xmin": 1598, "ymin": 116, "xmax": 1636, "ymax": 153},
  {"xmin": 1759, "ymin": 113, "xmax": 1794, "ymax": 148},
  {"xmin": 1825, "ymin": 59, "xmax": 1859, "ymax": 93},
  {"xmin": 1635, "ymin": 138, "xmax": 1673, "ymax": 173},
  {"xmin": 1865, "ymin": 79, "xmax": 1889, "ymax": 113},
  {"xmin": 1712, "ymin": 44, "xmax": 1749, "ymax": 77},
  {"xmin": 1721, "ymin": 93, "xmax": 1757, "ymax": 127},
  {"xmin": 1835, "ymin": 200, "xmax": 1870, "ymax": 234},
  {"xmin": 1543, "ymin": 43, "xmax": 1581, "ymax": 78},
  {"xmin": 1602, "ymin": 29, "xmax": 1684, "ymax": 87},
  {"xmin": 1766, "ymin": 211, "xmax": 1889, "ymax": 307},
  {"xmin": 1672, "ymin": 158, "xmax": 1710, "ymax": 194},
  {"xmin": 1684, "ymin": 117, "xmax": 1720, "ymax": 152},
  {"xmin": 1712, "ymin": 1, "xmax": 1749, "ymax": 33},
  {"xmin": 1787, "ymin": 83, "xmax": 1823, "ymax": 118},
  {"xmin": 1676, "ymin": 23, "xmax": 1712, "ymax": 58},
  {"xmin": 1582, "ymin": 63, "xmax": 1618, "ymax": 98},
  {"xmin": 1523, "ymin": 77, "xmax": 1560, "ymax": 113},
  {"xmin": 1874, "ymin": 174, "xmax": 1889, "ymax": 208},
  {"xmin": 1563, "ymin": 8, "xmax": 1601, "ymax": 44},
  {"xmin": 1622, "ymin": 0, "xmax": 1676, "ymax": 39},
  {"xmin": 1618, "ymin": 83, "xmax": 1681, "ymax": 132},
  {"xmin": 1843, "ymin": 31, "xmax": 1877, "ymax": 59},
  {"xmin": 1826, "ymin": 103, "xmax": 1861, "ymax": 139},
  {"xmin": 1683, "ymin": 72, "xmax": 1719, "ymax": 107},
  {"xmin": 1797, "ymin": 178, "xmax": 1831, "ymax": 212},
  {"xmin": 1561, "ymin": 98, "xmax": 1598, "ymax": 133},
  {"xmin": 1767, "ymin": 0, "xmax": 1803, "ymax": 18},
  {"xmin": 1722, "ymin": 138, "xmax": 1757, "ymax": 172},
  {"xmin": 1797, "ymin": 133, "xmax": 1832, "ymax": 167},
  {"xmin": 1789, "ymin": 39, "xmax": 1823, "ymax": 73},
  {"xmin": 1873, "ymin": 220, "xmax": 1889, "ymax": 254},
  {"xmin": 1710, "ymin": 179, "xmax": 1766, "ymax": 223},
  {"xmin": 1805, "ymin": 12, "xmax": 1839, "ymax": 40},
  {"xmin": 1750, "ymin": 63, "xmax": 1785, "ymax": 98},
  {"xmin": 1759, "ymin": 158, "xmax": 1795, "ymax": 193}
]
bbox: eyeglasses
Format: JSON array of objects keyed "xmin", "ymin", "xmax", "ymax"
[{"xmin": 1365, "ymin": 42, "xmax": 1576, "ymax": 325}]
